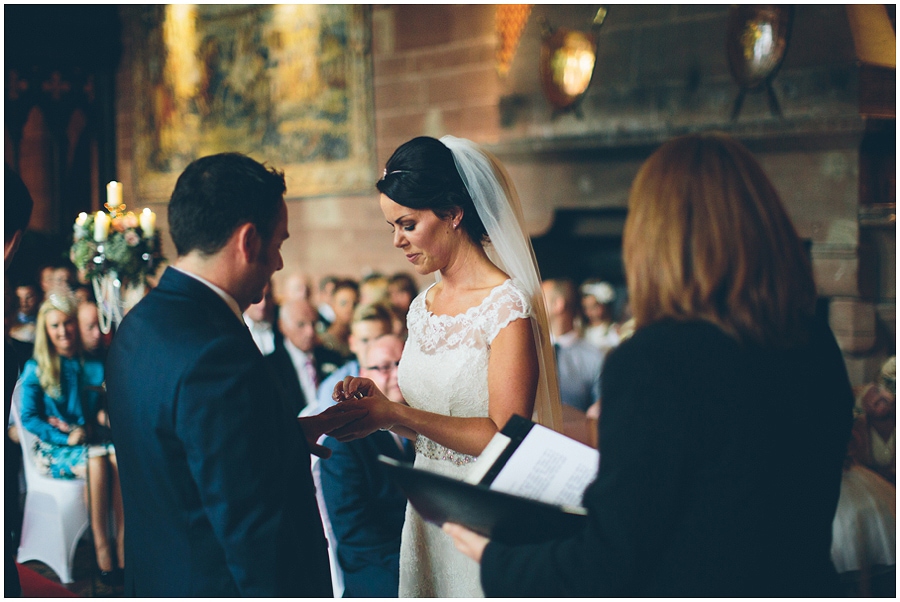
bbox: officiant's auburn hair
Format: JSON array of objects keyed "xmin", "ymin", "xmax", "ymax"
[
  {"xmin": 623, "ymin": 133, "xmax": 816, "ymax": 348},
  {"xmin": 168, "ymin": 153, "xmax": 286, "ymax": 257},
  {"xmin": 377, "ymin": 136, "xmax": 488, "ymax": 245}
]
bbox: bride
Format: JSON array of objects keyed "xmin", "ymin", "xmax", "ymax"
[{"xmin": 329, "ymin": 135, "xmax": 562, "ymax": 597}]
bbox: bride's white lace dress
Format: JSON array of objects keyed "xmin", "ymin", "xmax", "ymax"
[{"xmin": 397, "ymin": 279, "xmax": 532, "ymax": 598}]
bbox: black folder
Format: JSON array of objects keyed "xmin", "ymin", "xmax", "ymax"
[{"xmin": 378, "ymin": 455, "xmax": 587, "ymax": 545}]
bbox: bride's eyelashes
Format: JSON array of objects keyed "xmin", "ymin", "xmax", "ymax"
[{"xmin": 387, "ymin": 222, "xmax": 416, "ymax": 233}]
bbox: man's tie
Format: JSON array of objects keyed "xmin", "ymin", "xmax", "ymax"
[{"xmin": 304, "ymin": 356, "xmax": 318, "ymax": 388}]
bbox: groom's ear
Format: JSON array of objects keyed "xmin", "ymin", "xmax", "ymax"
[{"xmin": 234, "ymin": 222, "xmax": 262, "ymax": 265}]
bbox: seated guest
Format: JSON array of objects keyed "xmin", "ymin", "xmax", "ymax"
[
  {"xmin": 19, "ymin": 294, "xmax": 124, "ymax": 582},
  {"xmin": 387, "ymin": 272, "xmax": 418, "ymax": 319},
  {"xmin": 320, "ymin": 279, "xmax": 359, "ymax": 360},
  {"xmin": 320, "ymin": 334, "xmax": 414, "ymax": 597},
  {"xmin": 315, "ymin": 302, "xmax": 394, "ymax": 415},
  {"xmin": 542, "ymin": 278, "xmax": 605, "ymax": 447},
  {"xmin": 243, "ymin": 280, "xmax": 281, "ymax": 356},
  {"xmin": 268, "ymin": 298, "xmax": 343, "ymax": 416},
  {"xmin": 387, "ymin": 272, "xmax": 417, "ymax": 338},
  {"xmin": 5, "ymin": 284, "xmax": 33, "ymax": 371},
  {"xmin": 38, "ymin": 264, "xmax": 75, "ymax": 297},
  {"xmin": 316, "ymin": 275, "xmax": 339, "ymax": 332},
  {"xmin": 359, "ymin": 273, "xmax": 390, "ymax": 307},
  {"xmin": 542, "ymin": 278, "xmax": 603, "ymax": 412},
  {"xmin": 9, "ymin": 282, "xmax": 40, "ymax": 344},
  {"xmin": 77, "ymin": 300, "xmax": 107, "ymax": 362},
  {"xmin": 72, "ymin": 285, "xmax": 93, "ymax": 306},
  {"xmin": 283, "ymin": 270, "xmax": 313, "ymax": 303},
  {"xmin": 445, "ymin": 133, "xmax": 854, "ymax": 597},
  {"xmin": 580, "ymin": 279, "xmax": 621, "ymax": 355},
  {"xmin": 848, "ymin": 357, "xmax": 896, "ymax": 484},
  {"xmin": 831, "ymin": 356, "xmax": 896, "ymax": 596}
]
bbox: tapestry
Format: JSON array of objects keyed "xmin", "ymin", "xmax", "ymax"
[{"xmin": 129, "ymin": 4, "xmax": 376, "ymax": 200}]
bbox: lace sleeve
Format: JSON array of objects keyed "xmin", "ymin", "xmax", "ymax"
[{"xmin": 482, "ymin": 280, "xmax": 532, "ymax": 344}]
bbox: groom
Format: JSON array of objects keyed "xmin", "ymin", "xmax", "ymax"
[{"xmin": 107, "ymin": 153, "xmax": 364, "ymax": 596}]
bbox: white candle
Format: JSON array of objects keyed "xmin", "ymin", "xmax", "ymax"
[
  {"xmin": 140, "ymin": 208, "xmax": 156, "ymax": 237},
  {"xmin": 75, "ymin": 212, "xmax": 88, "ymax": 226},
  {"xmin": 93, "ymin": 211, "xmax": 110, "ymax": 242},
  {"xmin": 106, "ymin": 181, "xmax": 123, "ymax": 210}
]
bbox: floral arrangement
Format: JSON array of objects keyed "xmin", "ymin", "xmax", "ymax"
[{"xmin": 70, "ymin": 207, "xmax": 163, "ymax": 284}]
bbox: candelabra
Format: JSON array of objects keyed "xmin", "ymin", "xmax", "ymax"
[{"xmin": 70, "ymin": 182, "xmax": 163, "ymax": 334}]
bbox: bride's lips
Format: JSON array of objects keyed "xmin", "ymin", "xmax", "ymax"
[{"xmin": 406, "ymin": 253, "xmax": 420, "ymax": 263}]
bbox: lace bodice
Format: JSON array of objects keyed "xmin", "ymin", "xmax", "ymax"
[
  {"xmin": 398, "ymin": 279, "xmax": 532, "ymax": 465},
  {"xmin": 397, "ymin": 278, "xmax": 532, "ymax": 597}
]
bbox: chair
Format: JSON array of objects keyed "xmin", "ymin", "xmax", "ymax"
[{"xmin": 10, "ymin": 382, "xmax": 90, "ymax": 584}]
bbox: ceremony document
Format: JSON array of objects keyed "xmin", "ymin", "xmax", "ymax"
[
  {"xmin": 464, "ymin": 414, "xmax": 599, "ymax": 508},
  {"xmin": 378, "ymin": 415, "xmax": 600, "ymax": 544}
]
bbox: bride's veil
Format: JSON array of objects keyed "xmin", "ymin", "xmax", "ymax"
[{"xmin": 440, "ymin": 135, "xmax": 563, "ymax": 432}]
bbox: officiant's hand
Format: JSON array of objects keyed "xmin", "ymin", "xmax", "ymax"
[
  {"xmin": 443, "ymin": 523, "xmax": 489, "ymax": 563},
  {"xmin": 328, "ymin": 376, "xmax": 397, "ymax": 441},
  {"xmin": 297, "ymin": 403, "xmax": 368, "ymax": 459}
]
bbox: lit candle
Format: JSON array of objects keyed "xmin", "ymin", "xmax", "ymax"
[
  {"xmin": 75, "ymin": 212, "xmax": 88, "ymax": 226},
  {"xmin": 106, "ymin": 181, "xmax": 123, "ymax": 210},
  {"xmin": 140, "ymin": 208, "xmax": 156, "ymax": 237},
  {"xmin": 93, "ymin": 211, "xmax": 110, "ymax": 242}
]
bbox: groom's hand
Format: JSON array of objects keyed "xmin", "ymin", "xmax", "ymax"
[{"xmin": 297, "ymin": 404, "xmax": 368, "ymax": 458}]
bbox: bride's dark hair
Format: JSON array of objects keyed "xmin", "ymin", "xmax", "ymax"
[{"xmin": 376, "ymin": 136, "xmax": 488, "ymax": 244}]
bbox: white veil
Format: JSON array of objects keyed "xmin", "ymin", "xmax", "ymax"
[{"xmin": 440, "ymin": 135, "xmax": 563, "ymax": 432}]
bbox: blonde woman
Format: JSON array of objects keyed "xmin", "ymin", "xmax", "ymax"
[{"xmin": 19, "ymin": 294, "xmax": 124, "ymax": 582}]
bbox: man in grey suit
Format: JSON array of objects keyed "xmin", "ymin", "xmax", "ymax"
[{"xmin": 107, "ymin": 153, "xmax": 364, "ymax": 596}]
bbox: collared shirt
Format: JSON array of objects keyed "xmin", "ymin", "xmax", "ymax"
[
  {"xmin": 284, "ymin": 338, "xmax": 319, "ymax": 413},
  {"xmin": 170, "ymin": 266, "xmax": 244, "ymax": 324},
  {"xmin": 244, "ymin": 315, "xmax": 276, "ymax": 356}
]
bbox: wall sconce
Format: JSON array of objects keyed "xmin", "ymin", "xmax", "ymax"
[
  {"xmin": 540, "ymin": 7, "xmax": 607, "ymax": 114},
  {"xmin": 726, "ymin": 5, "xmax": 794, "ymax": 120}
]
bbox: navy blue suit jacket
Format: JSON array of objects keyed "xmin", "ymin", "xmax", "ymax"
[
  {"xmin": 319, "ymin": 431, "xmax": 414, "ymax": 597},
  {"xmin": 107, "ymin": 268, "xmax": 333, "ymax": 597}
]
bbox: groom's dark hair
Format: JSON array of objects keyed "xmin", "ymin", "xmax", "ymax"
[
  {"xmin": 376, "ymin": 136, "xmax": 488, "ymax": 245},
  {"xmin": 168, "ymin": 153, "xmax": 286, "ymax": 257}
]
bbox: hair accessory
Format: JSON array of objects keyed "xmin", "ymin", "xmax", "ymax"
[
  {"xmin": 581, "ymin": 282, "xmax": 615, "ymax": 304},
  {"xmin": 46, "ymin": 292, "xmax": 77, "ymax": 314},
  {"xmin": 381, "ymin": 168, "xmax": 408, "ymax": 180}
]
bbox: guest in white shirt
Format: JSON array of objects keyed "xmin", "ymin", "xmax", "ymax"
[
  {"xmin": 268, "ymin": 298, "xmax": 343, "ymax": 416},
  {"xmin": 243, "ymin": 279, "xmax": 279, "ymax": 356}
]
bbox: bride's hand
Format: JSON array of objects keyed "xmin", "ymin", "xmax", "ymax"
[
  {"xmin": 332, "ymin": 376, "xmax": 378, "ymax": 402},
  {"xmin": 328, "ymin": 376, "xmax": 397, "ymax": 441}
]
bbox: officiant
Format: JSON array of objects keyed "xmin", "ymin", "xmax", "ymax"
[{"xmin": 444, "ymin": 133, "xmax": 854, "ymax": 597}]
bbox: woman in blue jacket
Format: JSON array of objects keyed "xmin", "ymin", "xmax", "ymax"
[{"xmin": 19, "ymin": 293, "xmax": 124, "ymax": 581}]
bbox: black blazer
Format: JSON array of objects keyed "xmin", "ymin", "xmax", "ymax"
[
  {"xmin": 320, "ymin": 431, "xmax": 415, "ymax": 597},
  {"xmin": 482, "ymin": 318, "xmax": 854, "ymax": 597},
  {"xmin": 266, "ymin": 342, "xmax": 344, "ymax": 416},
  {"xmin": 107, "ymin": 268, "xmax": 333, "ymax": 597}
]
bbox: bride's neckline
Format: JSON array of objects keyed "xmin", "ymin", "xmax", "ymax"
[{"xmin": 422, "ymin": 279, "xmax": 514, "ymax": 320}]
